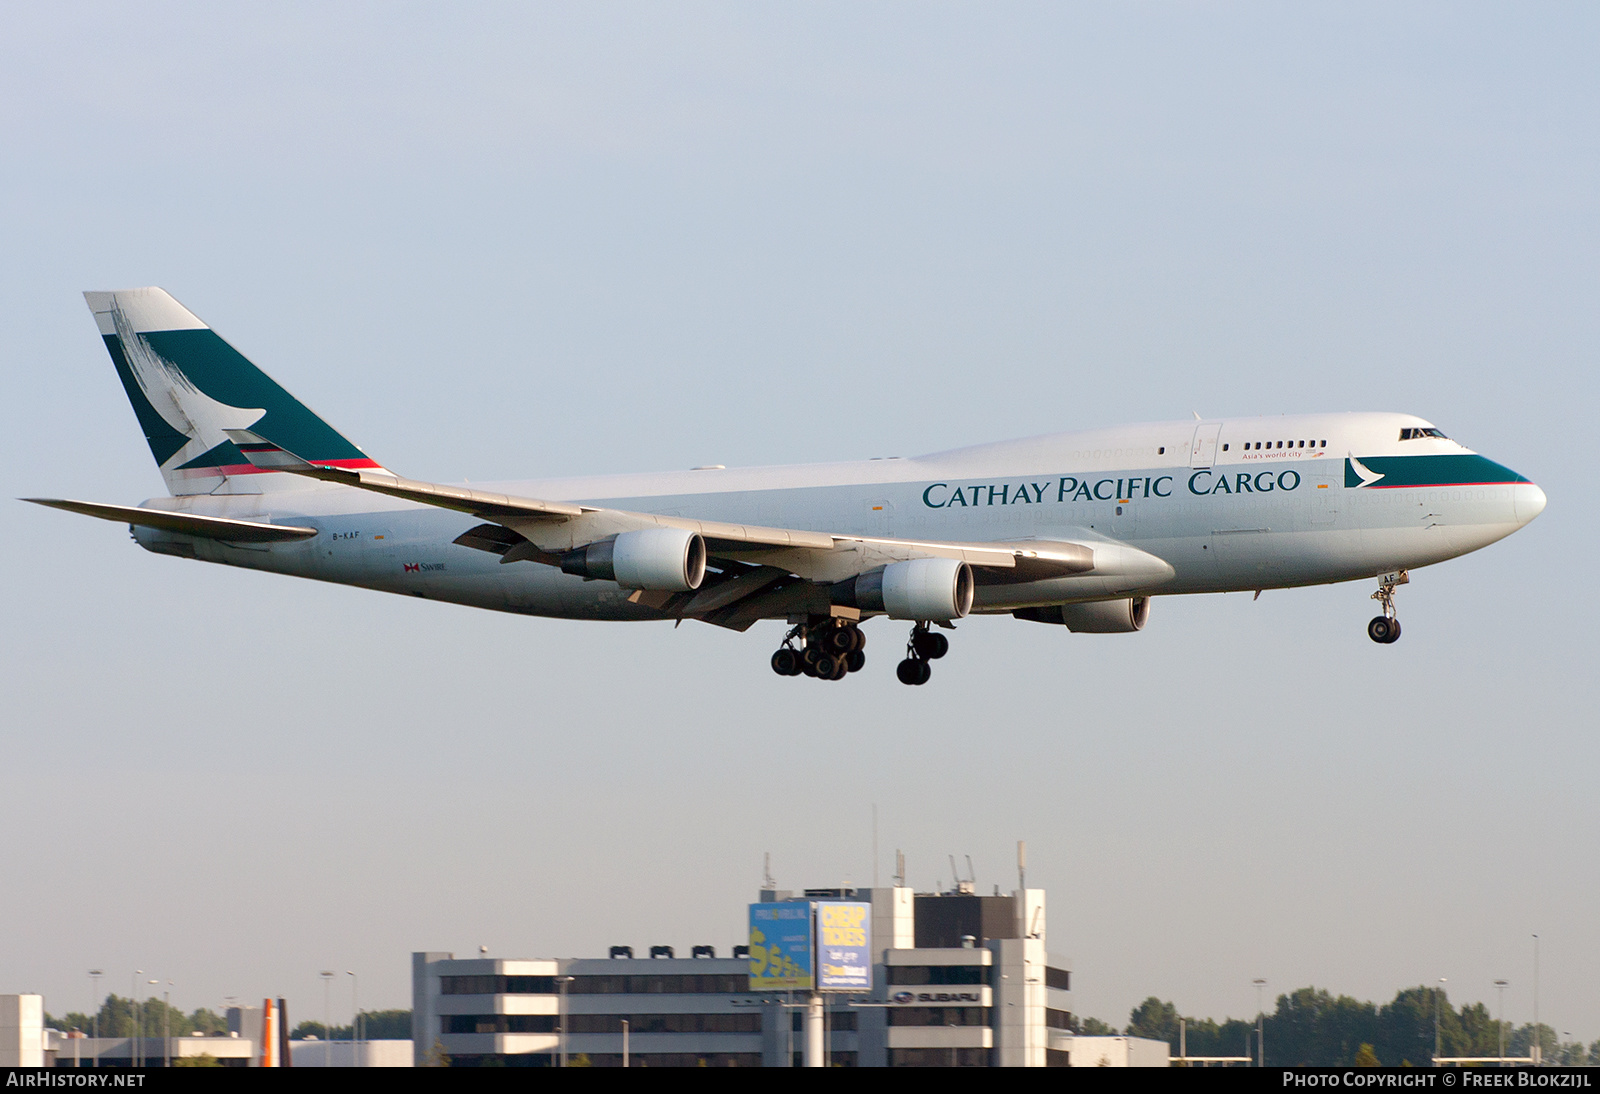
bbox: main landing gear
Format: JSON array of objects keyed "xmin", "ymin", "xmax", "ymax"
[
  {"xmin": 1367, "ymin": 569, "xmax": 1408, "ymax": 644},
  {"xmin": 771, "ymin": 617, "xmax": 866, "ymax": 681},
  {"xmin": 896, "ymin": 622, "xmax": 949, "ymax": 686}
]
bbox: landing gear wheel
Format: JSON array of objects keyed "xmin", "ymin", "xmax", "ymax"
[
  {"xmin": 896, "ymin": 658, "xmax": 931, "ymax": 685},
  {"xmin": 771, "ymin": 648, "xmax": 802, "ymax": 676},
  {"xmin": 1367, "ymin": 616, "xmax": 1401, "ymax": 644},
  {"xmin": 824, "ymin": 626, "xmax": 855, "ymax": 655},
  {"xmin": 1367, "ymin": 570, "xmax": 1408, "ymax": 646},
  {"xmin": 844, "ymin": 650, "xmax": 866, "ymax": 673},
  {"xmin": 813, "ymin": 654, "xmax": 843, "ymax": 680},
  {"xmin": 912, "ymin": 631, "xmax": 949, "ymax": 660}
]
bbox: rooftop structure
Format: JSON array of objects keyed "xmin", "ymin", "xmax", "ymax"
[{"xmin": 413, "ymin": 882, "xmax": 1154, "ymax": 1066}]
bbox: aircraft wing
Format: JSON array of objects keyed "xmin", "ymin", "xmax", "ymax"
[
  {"xmin": 224, "ymin": 429, "xmax": 1089, "ymax": 572},
  {"xmin": 225, "ymin": 430, "xmax": 1170, "ymax": 628}
]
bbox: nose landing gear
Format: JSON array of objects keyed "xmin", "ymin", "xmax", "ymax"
[
  {"xmin": 1367, "ymin": 570, "xmax": 1408, "ymax": 644},
  {"xmin": 896, "ymin": 622, "xmax": 949, "ymax": 685},
  {"xmin": 771, "ymin": 617, "xmax": 866, "ymax": 681}
]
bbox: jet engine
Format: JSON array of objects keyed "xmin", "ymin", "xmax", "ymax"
[
  {"xmin": 1015, "ymin": 597, "xmax": 1150, "ymax": 633},
  {"xmin": 835, "ymin": 557, "xmax": 974, "ymax": 622},
  {"xmin": 560, "ymin": 528, "xmax": 707, "ymax": 591}
]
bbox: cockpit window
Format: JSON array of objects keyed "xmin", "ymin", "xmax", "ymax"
[{"xmin": 1400, "ymin": 427, "xmax": 1448, "ymax": 441}]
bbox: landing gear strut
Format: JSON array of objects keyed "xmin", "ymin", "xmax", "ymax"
[
  {"xmin": 1367, "ymin": 570, "xmax": 1407, "ymax": 644},
  {"xmin": 896, "ymin": 622, "xmax": 948, "ymax": 686},
  {"xmin": 771, "ymin": 617, "xmax": 866, "ymax": 681}
]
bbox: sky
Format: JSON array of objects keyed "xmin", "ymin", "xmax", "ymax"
[{"xmin": 1, "ymin": 2, "xmax": 1595, "ymax": 1041}]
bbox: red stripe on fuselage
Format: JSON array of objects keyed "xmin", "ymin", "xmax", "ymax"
[{"xmin": 1366, "ymin": 481, "xmax": 1514, "ymax": 489}]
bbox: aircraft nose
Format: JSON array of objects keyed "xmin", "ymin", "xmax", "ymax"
[{"xmin": 1514, "ymin": 482, "xmax": 1547, "ymax": 525}]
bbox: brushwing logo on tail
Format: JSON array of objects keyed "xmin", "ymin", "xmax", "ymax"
[{"xmin": 108, "ymin": 300, "xmax": 265, "ymax": 472}]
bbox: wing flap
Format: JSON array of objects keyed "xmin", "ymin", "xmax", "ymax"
[{"xmin": 221, "ymin": 433, "xmax": 1142, "ymax": 594}]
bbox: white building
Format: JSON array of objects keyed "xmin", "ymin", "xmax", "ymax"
[
  {"xmin": 41, "ymin": 1031, "xmax": 257, "ymax": 1067},
  {"xmin": 413, "ymin": 883, "xmax": 1157, "ymax": 1066},
  {"xmin": 1066, "ymin": 1035, "xmax": 1172, "ymax": 1068},
  {"xmin": 289, "ymin": 1039, "xmax": 414, "ymax": 1067},
  {"xmin": 1, "ymin": 995, "xmax": 44, "ymax": 1068}
]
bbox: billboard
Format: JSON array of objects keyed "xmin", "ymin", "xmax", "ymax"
[
  {"xmin": 816, "ymin": 901, "xmax": 872, "ymax": 992},
  {"xmin": 748, "ymin": 901, "xmax": 813, "ymax": 990}
]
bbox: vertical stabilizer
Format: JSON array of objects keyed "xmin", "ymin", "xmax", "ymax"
[{"xmin": 85, "ymin": 287, "xmax": 381, "ymax": 495}]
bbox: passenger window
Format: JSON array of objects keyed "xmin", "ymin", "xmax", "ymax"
[{"xmin": 1222, "ymin": 444, "xmax": 1229, "ymax": 452}]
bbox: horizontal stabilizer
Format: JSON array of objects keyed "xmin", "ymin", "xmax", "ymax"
[{"xmin": 24, "ymin": 498, "xmax": 318, "ymax": 543}]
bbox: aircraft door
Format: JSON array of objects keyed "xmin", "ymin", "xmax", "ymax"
[
  {"xmin": 1189, "ymin": 423, "xmax": 1222, "ymax": 468},
  {"xmin": 1309, "ymin": 471, "xmax": 1340, "ymax": 524},
  {"xmin": 866, "ymin": 499, "xmax": 894, "ymax": 537}
]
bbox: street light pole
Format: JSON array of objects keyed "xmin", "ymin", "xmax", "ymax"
[
  {"xmin": 347, "ymin": 971, "xmax": 359, "ymax": 1063},
  {"xmin": 1533, "ymin": 935, "xmax": 1540, "ymax": 1067},
  {"xmin": 320, "ymin": 972, "xmax": 335, "ymax": 1067},
  {"xmin": 1253, "ymin": 979, "xmax": 1267, "ymax": 1067},
  {"xmin": 88, "ymin": 971, "xmax": 102, "ymax": 1068},
  {"xmin": 146, "ymin": 980, "xmax": 159, "ymax": 1066},
  {"xmin": 1434, "ymin": 978, "xmax": 1446, "ymax": 1064},
  {"xmin": 1493, "ymin": 980, "xmax": 1508, "ymax": 1064},
  {"xmin": 131, "ymin": 971, "xmax": 142, "ymax": 1068},
  {"xmin": 163, "ymin": 983, "xmax": 172, "ymax": 1068}
]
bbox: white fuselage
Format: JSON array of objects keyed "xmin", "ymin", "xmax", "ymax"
[{"xmin": 133, "ymin": 411, "xmax": 1545, "ymax": 622}]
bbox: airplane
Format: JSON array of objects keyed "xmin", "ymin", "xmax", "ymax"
[{"xmin": 27, "ymin": 287, "xmax": 1546, "ymax": 685}]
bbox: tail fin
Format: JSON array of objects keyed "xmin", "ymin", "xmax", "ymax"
[{"xmin": 85, "ymin": 287, "xmax": 381, "ymax": 495}]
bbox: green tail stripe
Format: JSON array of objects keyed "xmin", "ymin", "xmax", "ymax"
[{"xmin": 137, "ymin": 329, "xmax": 367, "ymax": 462}]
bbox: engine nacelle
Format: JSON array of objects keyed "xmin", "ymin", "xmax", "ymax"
[
  {"xmin": 839, "ymin": 558, "xmax": 974, "ymax": 621},
  {"xmin": 560, "ymin": 529, "xmax": 707, "ymax": 591},
  {"xmin": 1015, "ymin": 598, "xmax": 1150, "ymax": 632},
  {"xmin": 1061, "ymin": 597, "xmax": 1151, "ymax": 632}
]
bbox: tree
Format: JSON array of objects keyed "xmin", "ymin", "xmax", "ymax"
[
  {"xmin": 1082, "ymin": 984, "xmax": 1523, "ymax": 1066},
  {"xmin": 189, "ymin": 1008, "xmax": 228, "ymax": 1036},
  {"xmin": 1354, "ymin": 1044, "xmax": 1380, "ymax": 1067},
  {"xmin": 1127, "ymin": 998, "xmax": 1180, "ymax": 1044},
  {"xmin": 362, "ymin": 1010, "xmax": 412, "ymax": 1040},
  {"xmin": 174, "ymin": 1054, "xmax": 222, "ymax": 1067},
  {"xmin": 293, "ymin": 1009, "xmax": 410, "ymax": 1042},
  {"xmin": 1076, "ymin": 1017, "xmax": 1118, "ymax": 1035},
  {"xmin": 1266, "ymin": 986, "xmax": 1379, "ymax": 1065},
  {"xmin": 1509, "ymin": 1022, "xmax": 1558, "ymax": 1062},
  {"xmin": 1453, "ymin": 1001, "xmax": 1500, "ymax": 1058},
  {"xmin": 1374, "ymin": 986, "xmax": 1435, "ymax": 1067}
]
